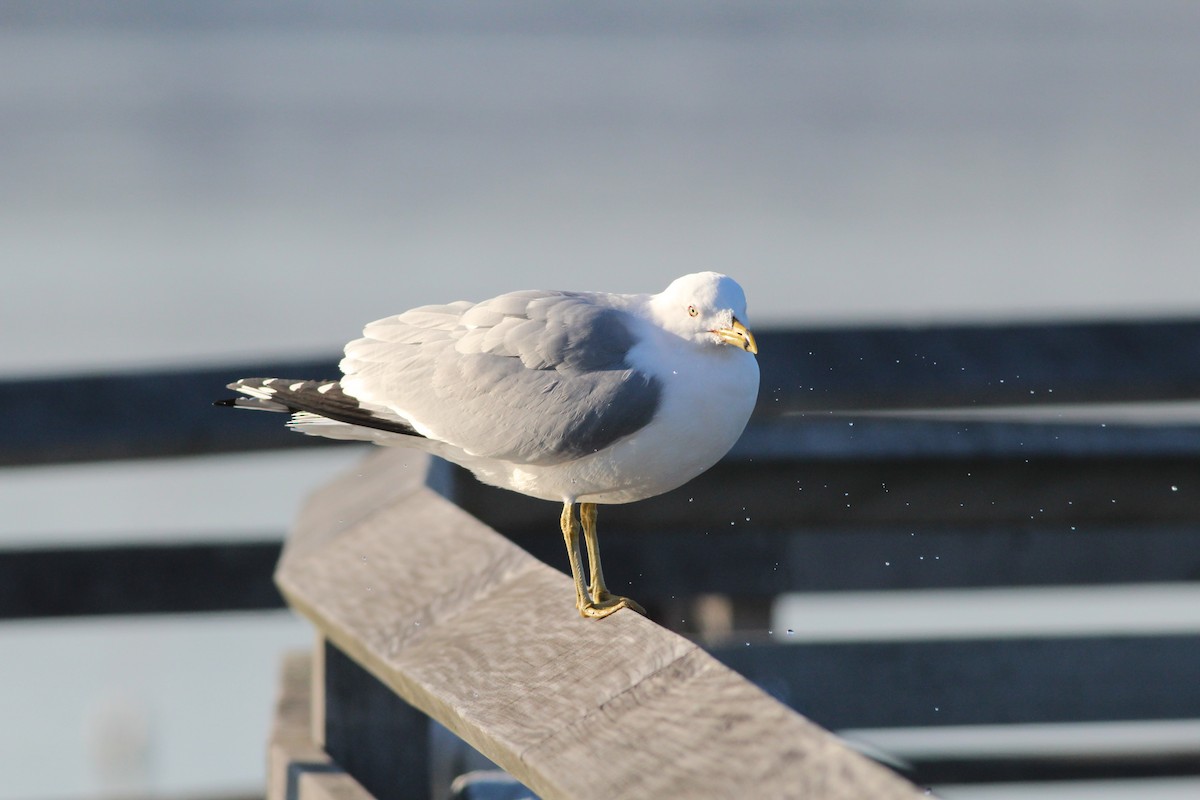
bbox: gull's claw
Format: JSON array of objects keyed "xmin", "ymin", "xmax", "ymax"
[{"xmin": 579, "ymin": 593, "xmax": 646, "ymax": 619}]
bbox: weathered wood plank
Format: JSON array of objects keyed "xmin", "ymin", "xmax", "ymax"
[
  {"xmin": 268, "ymin": 650, "xmax": 374, "ymax": 800},
  {"xmin": 516, "ymin": 646, "xmax": 877, "ymax": 800},
  {"xmin": 284, "ymin": 447, "xmax": 443, "ymax": 564},
  {"xmin": 277, "ymin": 449, "xmax": 925, "ymax": 800}
]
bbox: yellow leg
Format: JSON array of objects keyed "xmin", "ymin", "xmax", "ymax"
[
  {"xmin": 560, "ymin": 502, "xmax": 589, "ymax": 613},
  {"xmin": 579, "ymin": 502, "xmax": 645, "ymax": 617}
]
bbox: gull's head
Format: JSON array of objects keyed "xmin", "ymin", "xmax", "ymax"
[{"xmin": 651, "ymin": 272, "xmax": 758, "ymax": 355}]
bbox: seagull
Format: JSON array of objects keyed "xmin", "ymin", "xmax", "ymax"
[{"xmin": 219, "ymin": 272, "xmax": 760, "ymax": 618}]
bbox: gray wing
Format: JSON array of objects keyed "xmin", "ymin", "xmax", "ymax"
[{"xmin": 339, "ymin": 291, "xmax": 662, "ymax": 466}]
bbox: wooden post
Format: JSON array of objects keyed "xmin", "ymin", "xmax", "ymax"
[
  {"xmin": 268, "ymin": 650, "xmax": 373, "ymax": 800},
  {"xmin": 274, "ymin": 449, "xmax": 926, "ymax": 800}
]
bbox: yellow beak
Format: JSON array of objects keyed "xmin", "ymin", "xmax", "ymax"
[{"xmin": 712, "ymin": 318, "xmax": 758, "ymax": 354}]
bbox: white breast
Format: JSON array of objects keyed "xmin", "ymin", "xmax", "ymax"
[{"xmin": 473, "ymin": 325, "xmax": 760, "ymax": 504}]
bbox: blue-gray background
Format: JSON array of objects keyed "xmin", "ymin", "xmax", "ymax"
[{"xmin": 2, "ymin": 3, "xmax": 1198, "ymax": 798}]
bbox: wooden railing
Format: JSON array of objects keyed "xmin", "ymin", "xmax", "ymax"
[
  {"xmin": 6, "ymin": 318, "xmax": 1200, "ymax": 796},
  {"xmin": 269, "ymin": 449, "xmax": 925, "ymax": 800}
]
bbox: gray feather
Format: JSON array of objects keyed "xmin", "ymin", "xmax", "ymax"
[{"xmin": 340, "ymin": 290, "xmax": 662, "ymax": 465}]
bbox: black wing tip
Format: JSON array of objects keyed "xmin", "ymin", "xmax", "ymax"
[
  {"xmin": 222, "ymin": 376, "xmax": 422, "ymax": 438},
  {"xmin": 214, "ymin": 398, "xmax": 238, "ymax": 407}
]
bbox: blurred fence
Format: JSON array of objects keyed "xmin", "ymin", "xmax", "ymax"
[{"xmin": 5, "ymin": 319, "xmax": 1200, "ymax": 795}]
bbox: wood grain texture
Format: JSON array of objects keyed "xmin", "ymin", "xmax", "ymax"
[
  {"xmin": 277, "ymin": 449, "xmax": 925, "ymax": 799},
  {"xmin": 282, "ymin": 447, "xmax": 429, "ymax": 564}
]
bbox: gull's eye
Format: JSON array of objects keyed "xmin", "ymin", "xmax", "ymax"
[{"xmin": 687, "ymin": 305, "xmax": 699, "ymax": 317}]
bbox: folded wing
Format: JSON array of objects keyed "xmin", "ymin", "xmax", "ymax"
[{"xmin": 340, "ymin": 291, "xmax": 662, "ymax": 466}]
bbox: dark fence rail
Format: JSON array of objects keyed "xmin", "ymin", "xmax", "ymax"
[
  {"xmin": 6, "ymin": 521, "xmax": 1199, "ymax": 620},
  {"xmin": 0, "ymin": 356, "xmax": 339, "ymax": 467},
  {"xmin": 7, "ymin": 317, "xmax": 1200, "ymax": 467},
  {"xmin": 0, "ymin": 539, "xmax": 283, "ymax": 619},
  {"xmin": 753, "ymin": 318, "xmax": 1200, "ymax": 412}
]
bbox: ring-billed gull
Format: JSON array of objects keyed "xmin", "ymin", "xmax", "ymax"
[{"xmin": 219, "ymin": 272, "xmax": 759, "ymax": 618}]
